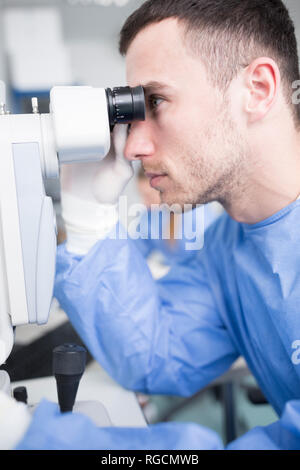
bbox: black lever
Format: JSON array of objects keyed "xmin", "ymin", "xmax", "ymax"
[{"xmin": 53, "ymin": 343, "xmax": 86, "ymax": 413}]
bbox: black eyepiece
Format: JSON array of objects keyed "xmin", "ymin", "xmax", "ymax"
[{"xmin": 106, "ymin": 85, "xmax": 145, "ymax": 130}]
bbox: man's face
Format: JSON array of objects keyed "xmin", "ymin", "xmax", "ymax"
[{"xmin": 125, "ymin": 18, "xmax": 248, "ymax": 206}]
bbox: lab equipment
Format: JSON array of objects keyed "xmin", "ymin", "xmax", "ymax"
[
  {"xmin": 106, "ymin": 86, "xmax": 145, "ymax": 129},
  {"xmin": 53, "ymin": 343, "xmax": 87, "ymax": 413},
  {"xmin": 0, "ymin": 390, "xmax": 31, "ymax": 449},
  {"xmin": 13, "ymin": 386, "xmax": 28, "ymax": 404},
  {"xmin": 52, "ymin": 343, "xmax": 112, "ymax": 425},
  {"xmin": 0, "ymin": 83, "xmax": 145, "ymax": 368},
  {"xmin": 17, "ymin": 398, "xmax": 223, "ymax": 450},
  {"xmin": 0, "ymin": 83, "xmax": 145, "ymax": 447},
  {"xmin": 54, "ymin": 199, "xmax": 300, "ymax": 449}
]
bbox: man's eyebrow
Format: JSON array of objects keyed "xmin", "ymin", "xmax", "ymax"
[{"xmin": 142, "ymin": 81, "xmax": 173, "ymax": 93}]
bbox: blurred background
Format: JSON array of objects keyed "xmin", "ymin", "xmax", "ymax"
[
  {"xmin": 0, "ymin": 0, "xmax": 299, "ymax": 446},
  {"xmin": 0, "ymin": 0, "xmax": 299, "ymax": 204},
  {"xmin": 0, "ymin": 0, "xmax": 299, "ymax": 109}
]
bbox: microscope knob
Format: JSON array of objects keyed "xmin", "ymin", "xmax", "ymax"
[
  {"xmin": 13, "ymin": 386, "xmax": 28, "ymax": 404},
  {"xmin": 53, "ymin": 343, "xmax": 87, "ymax": 413}
]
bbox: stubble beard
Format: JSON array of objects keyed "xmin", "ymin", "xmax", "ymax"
[{"xmin": 159, "ymin": 119, "xmax": 250, "ymax": 210}]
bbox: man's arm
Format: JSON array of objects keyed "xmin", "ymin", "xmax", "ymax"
[
  {"xmin": 16, "ymin": 398, "xmax": 300, "ymax": 449},
  {"xmin": 54, "ymin": 227, "xmax": 238, "ymax": 396}
]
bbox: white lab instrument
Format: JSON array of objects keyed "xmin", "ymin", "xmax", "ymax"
[
  {"xmin": 0, "ymin": 84, "xmax": 145, "ymax": 436},
  {"xmin": 0, "ymin": 86, "xmax": 111, "ymax": 370}
]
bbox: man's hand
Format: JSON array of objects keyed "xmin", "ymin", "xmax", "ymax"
[{"xmin": 60, "ymin": 124, "xmax": 133, "ymax": 254}]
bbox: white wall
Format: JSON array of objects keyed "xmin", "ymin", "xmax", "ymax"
[
  {"xmin": 0, "ymin": 1, "xmax": 299, "ymax": 92},
  {"xmin": 0, "ymin": 1, "xmax": 145, "ymax": 90},
  {"xmin": 0, "ymin": 1, "xmax": 299, "ymax": 206},
  {"xmin": 285, "ymin": 0, "xmax": 300, "ymax": 44},
  {"xmin": 59, "ymin": 1, "xmax": 144, "ymax": 86}
]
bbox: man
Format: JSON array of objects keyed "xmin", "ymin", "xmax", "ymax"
[{"xmin": 16, "ymin": 0, "xmax": 300, "ymax": 449}]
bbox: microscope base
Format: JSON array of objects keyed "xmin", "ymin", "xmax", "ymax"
[
  {"xmin": 29, "ymin": 399, "xmax": 112, "ymax": 426},
  {"xmin": 0, "ymin": 370, "xmax": 11, "ymax": 395},
  {"xmin": 73, "ymin": 400, "xmax": 112, "ymax": 426},
  {"xmin": 11, "ymin": 362, "xmax": 146, "ymax": 428}
]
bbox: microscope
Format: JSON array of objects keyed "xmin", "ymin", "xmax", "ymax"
[{"xmin": 0, "ymin": 84, "xmax": 145, "ymax": 420}]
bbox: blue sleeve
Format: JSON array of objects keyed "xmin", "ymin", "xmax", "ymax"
[
  {"xmin": 54, "ymin": 228, "xmax": 238, "ymax": 396},
  {"xmin": 16, "ymin": 399, "xmax": 300, "ymax": 450},
  {"xmin": 227, "ymin": 400, "xmax": 300, "ymax": 450},
  {"xmin": 16, "ymin": 400, "xmax": 223, "ymax": 450}
]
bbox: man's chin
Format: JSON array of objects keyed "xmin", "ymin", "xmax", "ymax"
[
  {"xmin": 159, "ymin": 191, "xmax": 186, "ymax": 210},
  {"xmin": 160, "ymin": 190, "xmax": 210, "ymax": 209}
]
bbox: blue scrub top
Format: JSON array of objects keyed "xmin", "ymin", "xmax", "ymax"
[
  {"xmin": 132, "ymin": 203, "xmax": 220, "ymax": 265},
  {"xmin": 18, "ymin": 198, "xmax": 300, "ymax": 450}
]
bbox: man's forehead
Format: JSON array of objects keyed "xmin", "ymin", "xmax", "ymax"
[{"xmin": 125, "ymin": 18, "xmax": 191, "ymax": 87}]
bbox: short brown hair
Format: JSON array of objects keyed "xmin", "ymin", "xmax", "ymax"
[{"xmin": 119, "ymin": 0, "xmax": 300, "ymax": 126}]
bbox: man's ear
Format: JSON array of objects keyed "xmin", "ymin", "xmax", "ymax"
[{"xmin": 244, "ymin": 57, "xmax": 281, "ymax": 123}]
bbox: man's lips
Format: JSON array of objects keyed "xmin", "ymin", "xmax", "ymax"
[{"xmin": 145, "ymin": 172, "xmax": 168, "ymax": 188}]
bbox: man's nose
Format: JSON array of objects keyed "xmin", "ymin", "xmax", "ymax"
[{"xmin": 124, "ymin": 121, "xmax": 155, "ymax": 162}]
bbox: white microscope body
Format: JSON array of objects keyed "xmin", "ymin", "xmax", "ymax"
[{"xmin": 0, "ymin": 86, "xmax": 111, "ymax": 393}]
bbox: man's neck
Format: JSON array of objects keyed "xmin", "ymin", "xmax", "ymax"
[
  {"xmin": 222, "ymin": 141, "xmax": 300, "ymax": 224},
  {"xmin": 224, "ymin": 188, "xmax": 300, "ymax": 224}
]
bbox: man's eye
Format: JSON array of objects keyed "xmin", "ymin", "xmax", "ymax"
[{"xmin": 148, "ymin": 95, "xmax": 163, "ymax": 110}]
